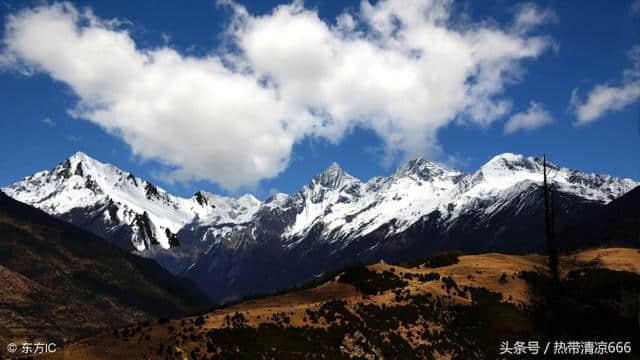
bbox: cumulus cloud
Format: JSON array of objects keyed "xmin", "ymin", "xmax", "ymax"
[
  {"xmin": 1, "ymin": 1, "xmax": 553, "ymax": 189},
  {"xmin": 570, "ymin": 45, "xmax": 640, "ymax": 125},
  {"xmin": 504, "ymin": 101, "xmax": 552, "ymax": 134}
]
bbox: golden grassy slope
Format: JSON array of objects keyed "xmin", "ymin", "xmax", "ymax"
[{"xmin": 46, "ymin": 247, "xmax": 640, "ymax": 360}]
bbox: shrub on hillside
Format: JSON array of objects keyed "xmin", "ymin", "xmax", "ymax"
[
  {"xmin": 405, "ymin": 251, "xmax": 462, "ymax": 268},
  {"xmin": 338, "ymin": 266, "xmax": 407, "ymax": 295}
]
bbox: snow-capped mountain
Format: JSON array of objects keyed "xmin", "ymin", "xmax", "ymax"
[
  {"xmin": 240, "ymin": 153, "xmax": 635, "ymax": 251},
  {"xmin": 276, "ymin": 158, "xmax": 463, "ymax": 246},
  {"xmin": 183, "ymin": 153, "xmax": 637, "ymax": 302},
  {"xmin": 4, "ymin": 151, "xmax": 637, "ymax": 303},
  {"xmin": 3, "ymin": 152, "xmax": 261, "ymax": 251}
]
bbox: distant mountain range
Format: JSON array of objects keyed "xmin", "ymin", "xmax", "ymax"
[
  {"xmin": 0, "ymin": 190, "xmax": 210, "ymax": 347},
  {"xmin": 3, "ymin": 152, "xmax": 638, "ymax": 303}
]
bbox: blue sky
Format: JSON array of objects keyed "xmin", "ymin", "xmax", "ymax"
[{"xmin": 0, "ymin": 0, "xmax": 639, "ymax": 199}]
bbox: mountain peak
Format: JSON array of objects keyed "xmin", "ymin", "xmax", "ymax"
[
  {"xmin": 485, "ymin": 153, "xmax": 557, "ymax": 167},
  {"xmin": 312, "ymin": 162, "xmax": 358, "ymax": 189},
  {"xmin": 469, "ymin": 153, "xmax": 637, "ymax": 204},
  {"xmin": 55, "ymin": 151, "xmax": 104, "ymax": 176},
  {"xmin": 66, "ymin": 151, "xmax": 102, "ymax": 168},
  {"xmin": 487, "ymin": 152, "xmax": 522, "ymax": 163},
  {"xmin": 69, "ymin": 151, "xmax": 91, "ymax": 161},
  {"xmin": 326, "ymin": 162, "xmax": 342, "ymax": 172},
  {"xmin": 238, "ymin": 193, "xmax": 260, "ymax": 203},
  {"xmin": 394, "ymin": 157, "xmax": 457, "ymax": 180},
  {"xmin": 481, "ymin": 153, "xmax": 546, "ymax": 174}
]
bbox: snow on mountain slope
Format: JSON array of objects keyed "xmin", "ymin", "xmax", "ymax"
[
  {"xmin": 3, "ymin": 152, "xmax": 261, "ymax": 250},
  {"xmin": 3, "ymin": 150, "xmax": 637, "ymax": 281},
  {"xmin": 444, "ymin": 154, "xmax": 636, "ymax": 221},
  {"xmin": 458, "ymin": 153, "xmax": 633, "ymax": 202},
  {"xmin": 283, "ymin": 158, "xmax": 463, "ymax": 243},
  {"xmin": 274, "ymin": 153, "xmax": 637, "ymax": 247},
  {"xmin": 183, "ymin": 152, "xmax": 637, "ymax": 302}
]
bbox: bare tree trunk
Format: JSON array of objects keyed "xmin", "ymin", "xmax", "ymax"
[{"xmin": 543, "ymin": 155, "xmax": 559, "ymax": 283}]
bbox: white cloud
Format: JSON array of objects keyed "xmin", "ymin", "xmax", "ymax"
[
  {"xmin": 504, "ymin": 101, "xmax": 552, "ymax": 134},
  {"xmin": 513, "ymin": 3, "xmax": 557, "ymax": 33},
  {"xmin": 41, "ymin": 117, "xmax": 55, "ymax": 126},
  {"xmin": 1, "ymin": 1, "xmax": 553, "ymax": 189},
  {"xmin": 571, "ymin": 45, "xmax": 640, "ymax": 125}
]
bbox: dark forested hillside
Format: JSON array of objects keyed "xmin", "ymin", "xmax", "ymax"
[{"xmin": 0, "ymin": 191, "xmax": 210, "ymax": 350}]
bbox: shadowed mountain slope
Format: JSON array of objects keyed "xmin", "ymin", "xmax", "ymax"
[{"xmin": 0, "ymin": 191, "xmax": 211, "ymax": 352}]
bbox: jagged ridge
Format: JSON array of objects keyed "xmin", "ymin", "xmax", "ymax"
[
  {"xmin": 3, "ymin": 152, "xmax": 261, "ymax": 251},
  {"xmin": 3, "ymin": 152, "xmax": 637, "ymax": 302}
]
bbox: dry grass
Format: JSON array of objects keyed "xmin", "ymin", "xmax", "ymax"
[{"xmin": 47, "ymin": 247, "xmax": 640, "ymax": 359}]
